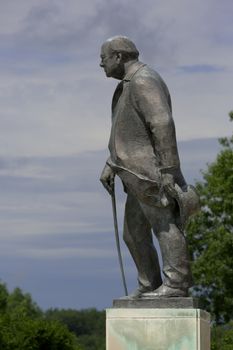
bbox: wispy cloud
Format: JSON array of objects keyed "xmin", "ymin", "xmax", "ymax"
[
  {"xmin": 0, "ymin": 0, "xmax": 232, "ymax": 157},
  {"xmin": 178, "ymin": 64, "xmax": 225, "ymax": 74}
]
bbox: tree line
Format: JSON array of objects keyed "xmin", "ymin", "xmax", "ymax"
[{"xmin": 0, "ymin": 282, "xmax": 105, "ymax": 350}]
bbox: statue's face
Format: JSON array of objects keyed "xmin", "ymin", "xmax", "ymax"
[{"xmin": 100, "ymin": 43, "xmax": 124, "ymax": 79}]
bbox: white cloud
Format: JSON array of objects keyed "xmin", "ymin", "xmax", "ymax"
[{"xmin": 3, "ymin": 246, "xmax": 115, "ymax": 259}]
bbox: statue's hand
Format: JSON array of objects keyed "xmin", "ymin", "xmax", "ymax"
[
  {"xmin": 100, "ymin": 164, "xmax": 115, "ymax": 195},
  {"xmin": 162, "ymin": 173, "xmax": 175, "ymax": 193}
]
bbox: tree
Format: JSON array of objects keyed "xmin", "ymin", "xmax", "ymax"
[
  {"xmin": 187, "ymin": 111, "xmax": 233, "ymax": 324},
  {"xmin": 45, "ymin": 308, "xmax": 105, "ymax": 350},
  {"xmin": 0, "ymin": 315, "xmax": 82, "ymax": 350},
  {"xmin": 0, "ymin": 282, "xmax": 9, "ymax": 312},
  {"xmin": 7, "ymin": 287, "xmax": 42, "ymax": 319},
  {"xmin": 211, "ymin": 321, "xmax": 233, "ymax": 350},
  {"xmin": 0, "ymin": 282, "xmax": 82, "ymax": 350}
]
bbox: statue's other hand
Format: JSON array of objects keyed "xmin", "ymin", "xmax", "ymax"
[
  {"xmin": 100, "ymin": 164, "xmax": 115, "ymax": 195},
  {"xmin": 162, "ymin": 173, "xmax": 175, "ymax": 193}
]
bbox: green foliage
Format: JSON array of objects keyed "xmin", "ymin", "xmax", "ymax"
[
  {"xmin": 187, "ymin": 112, "xmax": 233, "ymax": 323},
  {"xmin": 0, "ymin": 282, "xmax": 105, "ymax": 349},
  {"xmin": 0, "ymin": 314, "xmax": 81, "ymax": 350},
  {"xmin": 0, "ymin": 282, "xmax": 82, "ymax": 350},
  {"xmin": 45, "ymin": 308, "xmax": 105, "ymax": 350},
  {"xmin": 7, "ymin": 287, "xmax": 43, "ymax": 319},
  {"xmin": 211, "ymin": 322, "xmax": 233, "ymax": 350},
  {"xmin": 0, "ymin": 281, "xmax": 9, "ymax": 312}
]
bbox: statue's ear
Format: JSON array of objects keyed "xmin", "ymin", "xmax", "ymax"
[{"xmin": 116, "ymin": 52, "xmax": 123, "ymax": 63}]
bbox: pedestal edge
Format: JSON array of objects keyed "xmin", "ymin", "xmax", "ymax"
[{"xmin": 113, "ymin": 297, "xmax": 200, "ymax": 309}]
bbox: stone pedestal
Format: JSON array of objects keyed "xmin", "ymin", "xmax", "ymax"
[{"xmin": 106, "ymin": 308, "xmax": 210, "ymax": 350}]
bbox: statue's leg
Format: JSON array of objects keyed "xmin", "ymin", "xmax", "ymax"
[
  {"xmin": 139, "ymin": 200, "xmax": 192, "ymax": 293},
  {"xmin": 123, "ymin": 192, "xmax": 162, "ymax": 292}
]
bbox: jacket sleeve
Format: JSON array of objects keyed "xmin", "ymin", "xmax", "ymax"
[{"xmin": 130, "ymin": 75, "xmax": 180, "ymax": 170}]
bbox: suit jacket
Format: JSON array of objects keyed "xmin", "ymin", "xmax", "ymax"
[{"xmin": 107, "ymin": 61, "xmax": 186, "ymax": 203}]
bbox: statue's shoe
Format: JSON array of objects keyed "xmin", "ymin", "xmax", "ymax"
[
  {"xmin": 142, "ymin": 284, "xmax": 187, "ymax": 298},
  {"xmin": 125, "ymin": 286, "xmax": 154, "ymax": 299}
]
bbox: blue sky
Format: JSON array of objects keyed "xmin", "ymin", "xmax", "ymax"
[{"xmin": 0, "ymin": 0, "xmax": 232, "ymax": 310}]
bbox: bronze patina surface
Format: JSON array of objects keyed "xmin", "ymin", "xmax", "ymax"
[{"xmin": 100, "ymin": 36, "xmax": 199, "ymax": 298}]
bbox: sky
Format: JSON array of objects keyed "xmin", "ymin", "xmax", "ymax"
[{"xmin": 0, "ymin": 0, "xmax": 232, "ymax": 310}]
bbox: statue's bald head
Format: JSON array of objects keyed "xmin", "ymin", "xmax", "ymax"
[{"xmin": 103, "ymin": 36, "xmax": 139, "ymax": 61}]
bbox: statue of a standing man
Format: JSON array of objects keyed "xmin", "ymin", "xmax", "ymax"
[{"xmin": 100, "ymin": 36, "xmax": 199, "ymax": 298}]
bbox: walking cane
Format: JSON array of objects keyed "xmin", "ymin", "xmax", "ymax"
[{"xmin": 111, "ymin": 185, "xmax": 128, "ymax": 296}]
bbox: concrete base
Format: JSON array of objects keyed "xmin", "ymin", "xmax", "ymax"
[{"xmin": 106, "ymin": 308, "xmax": 210, "ymax": 350}]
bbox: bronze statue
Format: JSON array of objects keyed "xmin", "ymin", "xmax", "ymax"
[{"xmin": 100, "ymin": 36, "xmax": 199, "ymax": 298}]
